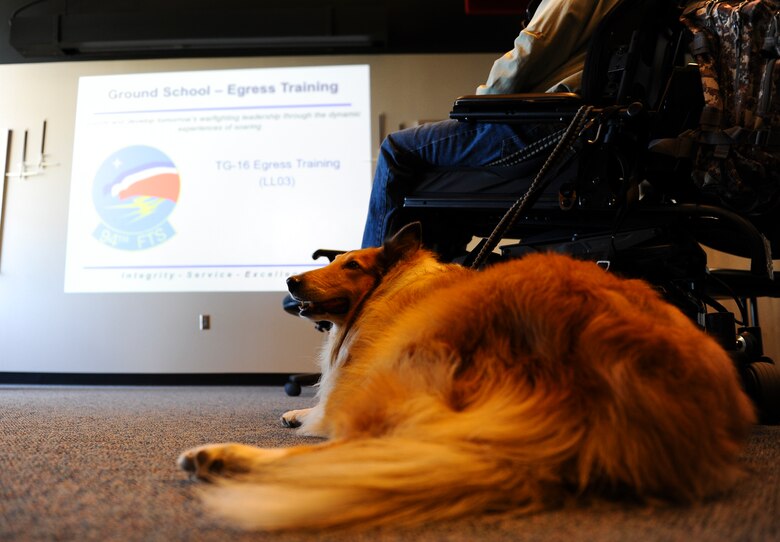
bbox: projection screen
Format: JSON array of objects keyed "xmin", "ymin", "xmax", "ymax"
[{"xmin": 64, "ymin": 64, "xmax": 372, "ymax": 293}]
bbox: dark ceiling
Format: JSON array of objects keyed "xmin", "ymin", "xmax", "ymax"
[{"xmin": 0, "ymin": 0, "xmax": 525, "ymax": 64}]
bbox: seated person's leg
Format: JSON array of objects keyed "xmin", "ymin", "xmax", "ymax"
[{"xmin": 361, "ymin": 119, "xmax": 537, "ymax": 248}]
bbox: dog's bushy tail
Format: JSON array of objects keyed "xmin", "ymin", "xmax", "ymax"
[
  {"xmin": 200, "ymin": 384, "xmax": 582, "ymax": 531},
  {"xmin": 201, "ymin": 438, "xmax": 543, "ymax": 531}
]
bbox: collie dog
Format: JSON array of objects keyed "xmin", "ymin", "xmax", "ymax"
[{"xmin": 178, "ymin": 222, "xmax": 755, "ymax": 531}]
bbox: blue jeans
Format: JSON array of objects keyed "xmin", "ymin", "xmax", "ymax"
[{"xmin": 361, "ymin": 119, "xmax": 540, "ymax": 247}]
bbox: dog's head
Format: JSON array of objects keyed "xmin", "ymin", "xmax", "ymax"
[{"xmin": 286, "ymin": 222, "xmax": 422, "ymax": 325}]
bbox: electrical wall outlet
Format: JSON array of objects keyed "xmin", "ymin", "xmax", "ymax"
[{"xmin": 199, "ymin": 314, "xmax": 211, "ymax": 330}]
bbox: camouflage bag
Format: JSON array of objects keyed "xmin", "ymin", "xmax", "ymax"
[{"xmin": 681, "ymin": 0, "xmax": 780, "ymax": 212}]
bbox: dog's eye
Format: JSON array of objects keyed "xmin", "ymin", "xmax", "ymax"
[{"xmin": 344, "ymin": 260, "xmax": 362, "ymax": 270}]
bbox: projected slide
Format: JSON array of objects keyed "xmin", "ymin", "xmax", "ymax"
[{"xmin": 64, "ymin": 64, "xmax": 372, "ymax": 293}]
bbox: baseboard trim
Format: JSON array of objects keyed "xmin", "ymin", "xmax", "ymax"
[{"xmin": 0, "ymin": 372, "xmax": 295, "ymax": 386}]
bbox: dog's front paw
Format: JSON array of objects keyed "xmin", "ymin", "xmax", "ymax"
[
  {"xmin": 177, "ymin": 443, "xmax": 258, "ymax": 481},
  {"xmin": 281, "ymin": 407, "xmax": 311, "ymax": 428}
]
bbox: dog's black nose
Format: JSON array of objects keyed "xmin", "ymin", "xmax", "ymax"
[{"xmin": 286, "ymin": 275, "xmax": 301, "ymax": 295}]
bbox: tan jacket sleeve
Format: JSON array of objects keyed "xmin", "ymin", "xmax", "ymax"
[{"xmin": 476, "ymin": 0, "xmax": 623, "ymax": 94}]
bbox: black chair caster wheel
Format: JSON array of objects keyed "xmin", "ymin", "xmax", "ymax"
[{"xmin": 284, "ymin": 381, "xmax": 302, "ymax": 397}]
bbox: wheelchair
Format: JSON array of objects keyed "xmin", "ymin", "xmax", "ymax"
[{"xmin": 390, "ymin": 0, "xmax": 780, "ymax": 423}]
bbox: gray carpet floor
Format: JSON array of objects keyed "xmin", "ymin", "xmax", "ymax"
[{"xmin": 0, "ymin": 385, "xmax": 777, "ymax": 542}]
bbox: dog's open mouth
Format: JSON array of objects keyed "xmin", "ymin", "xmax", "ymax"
[{"xmin": 298, "ymin": 298, "xmax": 350, "ymax": 317}]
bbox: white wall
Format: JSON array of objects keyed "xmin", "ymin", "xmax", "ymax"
[{"xmin": 0, "ymin": 53, "xmax": 498, "ymax": 374}]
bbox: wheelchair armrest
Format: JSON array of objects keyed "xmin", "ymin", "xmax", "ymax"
[
  {"xmin": 450, "ymin": 92, "xmax": 583, "ymax": 123},
  {"xmin": 707, "ymin": 269, "xmax": 780, "ymax": 299},
  {"xmin": 311, "ymin": 249, "xmax": 345, "ymax": 262}
]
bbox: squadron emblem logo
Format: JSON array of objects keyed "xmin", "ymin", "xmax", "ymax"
[{"xmin": 92, "ymin": 145, "xmax": 180, "ymax": 251}]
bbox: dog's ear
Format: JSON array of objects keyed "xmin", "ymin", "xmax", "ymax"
[{"xmin": 381, "ymin": 222, "xmax": 422, "ymax": 267}]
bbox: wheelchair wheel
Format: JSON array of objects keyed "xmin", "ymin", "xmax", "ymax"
[{"xmin": 743, "ymin": 360, "xmax": 780, "ymax": 425}]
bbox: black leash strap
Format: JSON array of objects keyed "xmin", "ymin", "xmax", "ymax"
[{"xmin": 469, "ymin": 105, "xmax": 595, "ymax": 269}]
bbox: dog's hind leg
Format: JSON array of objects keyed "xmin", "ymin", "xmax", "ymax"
[
  {"xmin": 178, "ymin": 443, "xmax": 275, "ymax": 481},
  {"xmin": 177, "ymin": 442, "xmax": 335, "ymax": 482}
]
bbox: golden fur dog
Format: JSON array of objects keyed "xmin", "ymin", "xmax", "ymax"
[{"xmin": 178, "ymin": 222, "xmax": 755, "ymax": 531}]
